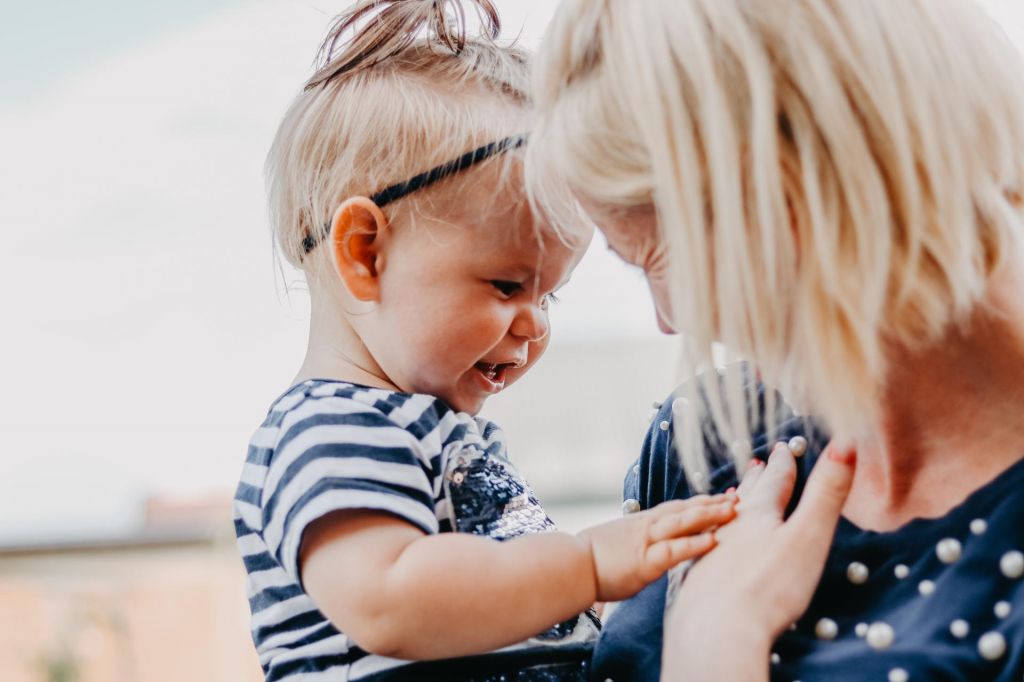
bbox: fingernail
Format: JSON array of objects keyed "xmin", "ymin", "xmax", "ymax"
[
  {"xmin": 725, "ymin": 486, "xmax": 736, "ymax": 495},
  {"xmin": 827, "ymin": 446, "xmax": 856, "ymax": 465}
]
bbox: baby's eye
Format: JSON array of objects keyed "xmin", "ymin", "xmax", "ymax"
[{"xmin": 490, "ymin": 280, "xmax": 523, "ymax": 297}]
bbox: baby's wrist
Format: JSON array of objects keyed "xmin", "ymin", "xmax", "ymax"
[{"xmin": 571, "ymin": 530, "xmax": 600, "ymax": 604}]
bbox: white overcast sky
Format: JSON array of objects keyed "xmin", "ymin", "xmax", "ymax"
[{"xmin": 1, "ymin": 0, "xmax": 1022, "ymax": 543}]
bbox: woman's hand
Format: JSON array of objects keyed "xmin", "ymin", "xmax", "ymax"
[
  {"xmin": 578, "ymin": 493, "xmax": 737, "ymax": 602},
  {"xmin": 661, "ymin": 442, "xmax": 856, "ymax": 681}
]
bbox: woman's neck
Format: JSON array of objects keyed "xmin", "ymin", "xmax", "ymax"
[{"xmin": 844, "ymin": 262, "xmax": 1024, "ymax": 531}]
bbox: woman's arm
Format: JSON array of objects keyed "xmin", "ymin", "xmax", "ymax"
[{"xmin": 301, "ymin": 494, "xmax": 736, "ymax": 661}]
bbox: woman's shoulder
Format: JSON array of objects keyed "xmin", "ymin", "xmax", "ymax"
[{"xmin": 625, "ymin": 363, "xmax": 829, "ymax": 509}]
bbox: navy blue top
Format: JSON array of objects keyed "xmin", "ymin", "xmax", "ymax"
[{"xmin": 592, "ymin": 375, "xmax": 1024, "ymax": 681}]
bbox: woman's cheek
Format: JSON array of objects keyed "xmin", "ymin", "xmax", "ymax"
[{"xmin": 647, "ymin": 274, "xmax": 678, "ymax": 334}]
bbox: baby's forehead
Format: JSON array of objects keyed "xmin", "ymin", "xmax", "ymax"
[
  {"xmin": 430, "ymin": 159, "xmax": 592, "ymax": 258},
  {"xmin": 455, "ymin": 186, "xmax": 588, "ymax": 244},
  {"xmin": 469, "ymin": 213, "xmax": 589, "ymax": 259}
]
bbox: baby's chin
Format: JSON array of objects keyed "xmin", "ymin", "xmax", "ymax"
[
  {"xmin": 447, "ymin": 394, "xmax": 487, "ymax": 416},
  {"xmin": 444, "ymin": 386, "xmax": 506, "ymax": 416},
  {"xmin": 433, "ymin": 368, "xmax": 533, "ymax": 414},
  {"xmin": 426, "ymin": 384, "xmax": 485, "ymax": 415}
]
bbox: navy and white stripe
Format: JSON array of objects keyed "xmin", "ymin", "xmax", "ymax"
[{"xmin": 234, "ymin": 380, "xmax": 597, "ymax": 680}]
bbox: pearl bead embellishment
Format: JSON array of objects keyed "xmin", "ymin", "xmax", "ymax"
[
  {"xmin": 918, "ymin": 580, "xmax": 936, "ymax": 596},
  {"xmin": 894, "ymin": 564, "xmax": 910, "ymax": 579},
  {"xmin": 855, "ymin": 622, "xmax": 868, "ymax": 638},
  {"xmin": 1000, "ymin": 550, "xmax": 1024, "ymax": 579},
  {"xmin": 659, "ymin": 420, "xmax": 670, "ymax": 431},
  {"xmin": 866, "ymin": 622, "xmax": 895, "ymax": 650},
  {"xmin": 787, "ymin": 435, "xmax": 808, "ymax": 457},
  {"xmin": 770, "ymin": 653, "xmax": 780, "ymax": 665},
  {"xmin": 847, "ymin": 561, "xmax": 870, "ymax": 585},
  {"xmin": 936, "ymin": 538, "xmax": 961, "ymax": 564},
  {"xmin": 888, "ymin": 669, "xmax": 909, "ymax": 682},
  {"xmin": 970, "ymin": 518, "xmax": 987, "ymax": 535},
  {"xmin": 950, "ymin": 619, "xmax": 969, "ymax": 638},
  {"xmin": 994, "ymin": 601, "xmax": 1011, "ymax": 618},
  {"xmin": 622, "ymin": 498, "xmax": 641, "ymax": 515},
  {"xmin": 815, "ymin": 617, "xmax": 838, "ymax": 640},
  {"xmin": 978, "ymin": 631, "xmax": 1007, "ymax": 660}
]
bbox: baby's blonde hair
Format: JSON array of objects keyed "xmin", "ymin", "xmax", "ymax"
[
  {"xmin": 529, "ymin": 0, "xmax": 1024, "ymax": 472},
  {"xmin": 268, "ymin": 0, "xmax": 530, "ymax": 272}
]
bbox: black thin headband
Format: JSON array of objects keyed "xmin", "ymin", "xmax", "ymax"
[{"xmin": 302, "ymin": 134, "xmax": 528, "ymax": 254}]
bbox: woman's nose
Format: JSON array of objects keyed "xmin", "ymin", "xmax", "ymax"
[{"xmin": 510, "ymin": 302, "xmax": 549, "ymax": 342}]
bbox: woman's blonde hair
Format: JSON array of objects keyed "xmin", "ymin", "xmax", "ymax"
[
  {"xmin": 268, "ymin": 0, "xmax": 530, "ymax": 271},
  {"xmin": 529, "ymin": 0, "xmax": 1024, "ymax": 476}
]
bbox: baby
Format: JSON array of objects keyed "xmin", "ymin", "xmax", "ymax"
[{"xmin": 233, "ymin": 2, "xmax": 736, "ymax": 680}]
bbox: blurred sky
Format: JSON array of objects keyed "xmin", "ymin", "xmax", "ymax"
[{"xmin": 1, "ymin": 0, "xmax": 1022, "ymax": 544}]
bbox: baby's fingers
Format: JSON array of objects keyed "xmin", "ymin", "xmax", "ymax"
[
  {"xmin": 647, "ymin": 499, "xmax": 736, "ymax": 543},
  {"xmin": 650, "ymin": 494, "xmax": 728, "ymax": 515},
  {"xmin": 644, "ymin": 532, "xmax": 717, "ymax": 574}
]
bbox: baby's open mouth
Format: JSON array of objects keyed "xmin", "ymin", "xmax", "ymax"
[{"xmin": 474, "ymin": 362, "xmax": 511, "ymax": 383}]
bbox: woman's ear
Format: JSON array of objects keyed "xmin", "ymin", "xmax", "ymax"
[{"xmin": 330, "ymin": 197, "xmax": 388, "ymax": 301}]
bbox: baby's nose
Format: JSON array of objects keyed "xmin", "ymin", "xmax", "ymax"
[{"xmin": 510, "ymin": 304, "xmax": 549, "ymax": 342}]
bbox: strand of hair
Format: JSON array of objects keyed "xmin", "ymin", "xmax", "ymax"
[{"xmin": 305, "ymin": 0, "xmax": 502, "ymax": 90}]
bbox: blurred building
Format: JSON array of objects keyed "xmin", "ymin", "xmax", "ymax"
[{"xmin": 0, "ymin": 494, "xmax": 261, "ymax": 682}]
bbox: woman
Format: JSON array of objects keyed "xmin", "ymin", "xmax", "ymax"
[{"xmin": 527, "ymin": 0, "xmax": 1024, "ymax": 679}]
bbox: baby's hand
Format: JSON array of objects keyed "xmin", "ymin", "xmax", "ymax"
[{"xmin": 577, "ymin": 493, "xmax": 736, "ymax": 602}]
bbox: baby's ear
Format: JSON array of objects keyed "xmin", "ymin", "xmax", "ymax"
[{"xmin": 330, "ymin": 197, "xmax": 388, "ymax": 301}]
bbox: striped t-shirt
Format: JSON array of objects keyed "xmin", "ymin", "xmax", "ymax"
[{"xmin": 234, "ymin": 380, "xmax": 599, "ymax": 681}]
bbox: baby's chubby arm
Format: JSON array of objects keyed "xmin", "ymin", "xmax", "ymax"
[{"xmin": 300, "ymin": 494, "xmax": 735, "ymax": 661}]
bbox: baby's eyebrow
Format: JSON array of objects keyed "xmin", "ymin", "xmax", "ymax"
[
  {"xmin": 494, "ymin": 264, "xmax": 533, "ymax": 280},
  {"xmin": 524, "ymin": 269, "xmax": 574, "ymax": 295}
]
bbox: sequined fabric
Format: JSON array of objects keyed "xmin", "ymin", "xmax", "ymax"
[
  {"xmin": 443, "ymin": 438, "xmax": 602, "ymax": 649},
  {"xmin": 466, "ymin": 659, "xmax": 591, "ymax": 682},
  {"xmin": 446, "ymin": 451, "xmax": 556, "ymax": 539}
]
